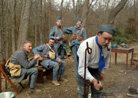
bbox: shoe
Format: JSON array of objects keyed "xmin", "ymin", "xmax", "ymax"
[
  {"xmin": 128, "ymin": 86, "xmax": 138, "ymax": 94},
  {"xmin": 29, "ymin": 88, "xmax": 41, "ymax": 93},
  {"xmin": 52, "ymin": 80, "xmax": 60, "ymax": 86},
  {"xmin": 59, "ymin": 78, "xmax": 68, "ymax": 82},
  {"xmin": 64, "ymin": 56, "xmax": 67, "ymax": 59}
]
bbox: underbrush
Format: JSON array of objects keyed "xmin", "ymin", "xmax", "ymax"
[{"xmin": 112, "ymin": 28, "xmax": 138, "ymax": 44}]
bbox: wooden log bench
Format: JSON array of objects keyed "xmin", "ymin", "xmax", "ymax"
[{"xmin": 36, "ymin": 66, "xmax": 53, "ymax": 83}]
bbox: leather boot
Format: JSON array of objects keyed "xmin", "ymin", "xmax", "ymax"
[{"xmin": 91, "ymin": 93, "xmax": 101, "ymax": 98}]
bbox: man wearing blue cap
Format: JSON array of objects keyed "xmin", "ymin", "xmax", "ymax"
[
  {"xmin": 77, "ymin": 25, "xmax": 116, "ymax": 98},
  {"xmin": 33, "ymin": 37, "xmax": 66, "ymax": 86},
  {"xmin": 49, "ymin": 17, "xmax": 67, "ymax": 59},
  {"xmin": 64, "ymin": 18, "xmax": 87, "ymax": 82}
]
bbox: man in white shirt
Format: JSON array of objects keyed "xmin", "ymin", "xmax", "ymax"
[{"xmin": 77, "ymin": 25, "xmax": 116, "ymax": 98}]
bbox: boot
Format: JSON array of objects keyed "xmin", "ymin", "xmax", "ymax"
[
  {"xmin": 128, "ymin": 86, "xmax": 138, "ymax": 94},
  {"xmin": 91, "ymin": 93, "xmax": 101, "ymax": 98}
]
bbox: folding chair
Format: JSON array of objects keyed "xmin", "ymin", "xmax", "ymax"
[
  {"xmin": 0, "ymin": 59, "xmax": 20, "ymax": 94},
  {"xmin": 131, "ymin": 53, "xmax": 138, "ymax": 71}
]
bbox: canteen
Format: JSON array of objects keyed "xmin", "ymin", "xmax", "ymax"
[{"xmin": 120, "ymin": 43, "xmax": 126, "ymax": 47}]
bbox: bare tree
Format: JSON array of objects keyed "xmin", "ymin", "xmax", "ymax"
[
  {"xmin": 108, "ymin": 0, "xmax": 128, "ymax": 25},
  {"xmin": 17, "ymin": 0, "xmax": 32, "ymax": 48},
  {"xmin": 5, "ymin": 31, "xmax": 9, "ymax": 59},
  {"xmin": 72, "ymin": 0, "xmax": 76, "ymax": 19},
  {"xmin": 133, "ymin": 0, "xmax": 137, "ymax": 18},
  {"xmin": 11, "ymin": 0, "xmax": 16, "ymax": 53},
  {"xmin": 39, "ymin": 0, "xmax": 43, "ymax": 44},
  {"xmin": 0, "ymin": 0, "xmax": 4, "ymax": 59},
  {"xmin": 81, "ymin": 0, "xmax": 89, "ymax": 27},
  {"xmin": 47, "ymin": 0, "xmax": 52, "ymax": 30},
  {"xmin": 76, "ymin": 0, "xmax": 82, "ymax": 17},
  {"xmin": 60, "ymin": 0, "xmax": 64, "ymax": 17}
]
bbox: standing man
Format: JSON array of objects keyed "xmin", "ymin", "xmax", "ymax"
[
  {"xmin": 65, "ymin": 18, "xmax": 87, "ymax": 79},
  {"xmin": 77, "ymin": 25, "xmax": 116, "ymax": 98},
  {"xmin": 10, "ymin": 41, "xmax": 40, "ymax": 93},
  {"xmin": 49, "ymin": 17, "xmax": 67, "ymax": 59},
  {"xmin": 33, "ymin": 37, "xmax": 66, "ymax": 86}
]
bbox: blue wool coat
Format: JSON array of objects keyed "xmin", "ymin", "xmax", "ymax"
[
  {"xmin": 33, "ymin": 44, "xmax": 60, "ymax": 69},
  {"xmin": 64, "ymin": 25, "xmax": 87, "ymax": 49}
]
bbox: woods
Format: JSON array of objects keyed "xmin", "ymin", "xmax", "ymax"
[{"xmin": 0, "ymin": 0, "xmax": 138, "ymax": 59}]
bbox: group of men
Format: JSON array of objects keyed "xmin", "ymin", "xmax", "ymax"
[{"xmin": 8, "ymin": 16, "xmax": 116, "ymax": 98}]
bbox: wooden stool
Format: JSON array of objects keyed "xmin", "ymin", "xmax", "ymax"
[{"xmin": 36, "ymin": 66, "xmax": 53, "ymax": 83}]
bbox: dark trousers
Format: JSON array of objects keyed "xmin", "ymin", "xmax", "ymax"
[{"xmin": 77, "ymin": 68, "xmax": 102, "ymax": 98}]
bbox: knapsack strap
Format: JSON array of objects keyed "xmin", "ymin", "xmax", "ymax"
[
  {"xmin": 55, "ymin": 26, "xmax": 65, "ymax": 36},
  {"xmin": 80, "ymin": 28, "xmax": 84, "ymax": 37},
  {"xmin": 5, "ymin": 49, "xmax": 25, "ymax": 67},
  {"xmin": 73, "ymin": 27, "xmax": 84, "ymax": 37}
]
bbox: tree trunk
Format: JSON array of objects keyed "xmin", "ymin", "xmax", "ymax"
[
  {"xmin": 76, "ymin": 0, "xmax": 82, "ymax": 17},
  {"xmin": 5, "ymin": 31, "xmax": 9, "ymax": 59},
  {"xmin": 108, "ymin": 0, "xmax": 128, "ymax": 25},
  {"xmin": 39, "ymin": 0, "xmax": 43, "ymax": 44},
  {"xmin": 34, "ymin": 23, "xmax": 38, "ymax": 47},
  {"xmin": 133, "ymin": 0, "xmax": 136, "ymax": 19},
  {"xmin": 48, "ymin": 0, "xmax": 52, "ymax": 31},
  {"xmin": 11, "ymin": 0, "xmax": 16, "ymax": 53},
  {"xmin": 81, "ymin": 0, "xmax": 89, "ymax": 27},
  {"xmin": 60, "ymin": 0, "xmax": 64, "ymax": 17},
  {"xmin": 0, "ymin": 0, "xmax": 4, "ymax": 59},
  {"xmin": 72, "ymin": 0, "xmax": 76, "ymax": 19},
  {"xmin": 17, "ymin": 0, "xmax": 32, "ymax": 48}
]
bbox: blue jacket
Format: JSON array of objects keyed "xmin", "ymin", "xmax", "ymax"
[
  {"xmin": 64, "ymin": 25, "xmax": 87, "ymax": 48},
  {"xmin": 33, "ymin": 44, "xmax": 60, "ymax": 66},
  {"xmin": 49, "ymin": 26, "xmax": 65, "ymax": 44}
]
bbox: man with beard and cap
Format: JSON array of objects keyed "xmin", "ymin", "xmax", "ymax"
[
  {"xmin": 64, "ymin": 18, "xmax": 87, "ymax": 81},
  {"xmin": 77, "ymin": 25, "xmax": 116, "ymax": 98},
  {"xmin": 49, "ymin": 17, "xmax": 67, "ymax": 59}
]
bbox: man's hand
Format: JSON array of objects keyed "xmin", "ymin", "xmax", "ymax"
[
  {"xmin": 99, "ymin": 73, "xmax": 104, "ymax": 81},
  {"xmin": 38, "ymin": 55, "xmax": 43, "ymax": 61},
  {"xmin": 77, "ymin": 36, "xmax": 83, "ymax": 41},
  {"xmin": 34, "ymin": 54, "xmax": 40, "ymax": 60},
  {"xmin": 72, "ymin": 34, "xmax": 76, "ymax": 39},
  {"xmin": 92, "ymin": 79, "xmax": 102, "ymax": 91},
  {"xmin": 56, "ymin": 36, "xmax": 60, "ymax": 40},
  {"xmin": 57, "ymin": 59, "xmax": 61, "ymax": 63}
]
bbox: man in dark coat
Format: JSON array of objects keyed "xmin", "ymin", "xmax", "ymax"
[{"xmin": 10, "ymin": 41, "xmax": 40, "ymax": 93}]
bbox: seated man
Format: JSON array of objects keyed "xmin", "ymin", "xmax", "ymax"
[
  {"xmin": 33, "ymin": 37, "xmax": 66, "ymax": 86},
  {"xmin": 9, "ymin": 41, "xmax": 40, "ymax": 93}
]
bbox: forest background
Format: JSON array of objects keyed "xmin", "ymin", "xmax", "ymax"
[{"xmin": 0, "ymin": 0, "xmax": 138, "ymax": 59}]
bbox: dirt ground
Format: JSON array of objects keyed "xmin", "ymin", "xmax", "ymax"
[{"xmin": 1, "ymin": 41, "xmax": 138, "ymax": 98}]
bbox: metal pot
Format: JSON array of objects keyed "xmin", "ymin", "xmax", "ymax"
[{"xmin": 0, "ymin": 91, "xmax": 16, "ymax": 98}]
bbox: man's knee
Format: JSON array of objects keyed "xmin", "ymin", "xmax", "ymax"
[
  {"xmin": 78, "ymin": 85, "xmax": 89, "ymax": 98},
  {"xmin": 53, "ymin": 64, "xmax": 59, "ymax": 71},
  {"xmin": 31, "ymin": 68, "xmax": 38, "ymax": 75},
  {"xmin": 61, "ymin": 61, "xmax": 66, "ymax": 67}
]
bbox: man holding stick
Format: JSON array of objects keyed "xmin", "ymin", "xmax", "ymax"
[{"xmin": 77, "ymin": 25, "xmax": 116, "ymax": 98}]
